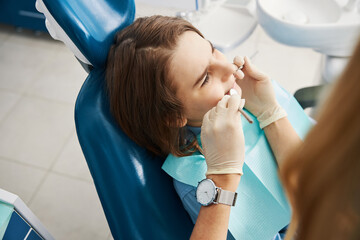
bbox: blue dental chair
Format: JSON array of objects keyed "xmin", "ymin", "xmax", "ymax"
[{"xmin": 35, "ymin": 0, "xmax": 193, "ymax": 239}]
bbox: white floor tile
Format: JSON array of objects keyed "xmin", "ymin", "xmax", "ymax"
[
  {"xmin": 26, "ymin": 48, "xmax": 87, "ymax": 104},
  {"xmin": 0, "ymin": 31, "xmax": 61, "ymax": 93},
  {"xmin": 0, "ymin": 157, "xmax": 47, "ymax": 204},
  {"xmin": 3, "ymin": 27, "xmax": 61, "ymax": 53},
  {"xmin": 52, "ymin": 133, "xmax": 92, "ymax": 182},
  {"xmin": 0, "ymin": 90, "xmax": 21, "ymax": 122},
  {"xmin": 29, "ymin": 173, "xmax": 110, "ymax": 240},
  {"xmin": 0, "ymin": 61, "xmax": 42, "ymax": 94},
  {"xmin": 0, "ymin": 95, "xmax": 74, "ymax": 169}
]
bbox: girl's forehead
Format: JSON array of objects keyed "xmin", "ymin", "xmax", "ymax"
[{"xmin": 170, "ymin": 32, "xmax": 212, "ymax": 89}]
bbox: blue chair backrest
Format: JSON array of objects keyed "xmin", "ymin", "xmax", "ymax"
[{"xmin": 36, "ymin": 0, "xmax": 193, "ymax": 239}]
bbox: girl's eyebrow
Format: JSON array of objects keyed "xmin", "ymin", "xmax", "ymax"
[{"xmin": 193, "ymin": 40, "xmax": 214, "ymax": 88}]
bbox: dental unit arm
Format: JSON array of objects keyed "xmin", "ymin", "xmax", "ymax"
[{"xmin": 35, "ymin": 0, "xmax": 193, "ymax": 239}]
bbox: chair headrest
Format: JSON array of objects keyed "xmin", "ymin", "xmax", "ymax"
[{"xmin": 36, "ymin": 0, "xmax": 135, "ymax": 68}]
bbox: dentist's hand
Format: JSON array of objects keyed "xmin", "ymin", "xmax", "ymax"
[
  {"xmin": 233, "ymin": 56, "xmax": 287, "ymax": 129},
  {"xmin": 201, "ymin": 94, "xmax": 245, "ymax": 176}
]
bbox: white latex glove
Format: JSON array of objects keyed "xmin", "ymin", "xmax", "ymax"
[
  {"xmin": 201, "ymin": 94, "xmax": 246, "ymax": 176},
  {"xmin": 233, "ymin": 56, "xmax": 287, "ymax": 129}
]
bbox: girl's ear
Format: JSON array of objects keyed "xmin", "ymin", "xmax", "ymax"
[
  {"xmin": 165, "ymin": 116, "xmax": 187, "ymax": 127},
  {"xmin": 177, "ymin": 117, "xmax": 188, "ymax": 127}
]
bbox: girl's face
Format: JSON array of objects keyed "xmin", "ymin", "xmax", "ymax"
[{"xmin": 170, "ymin": 31, "xmax": 242, "ymax": 127}]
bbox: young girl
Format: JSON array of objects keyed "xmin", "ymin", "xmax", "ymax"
[
  {"xmin": 106, "ymin": 15, "xmax": 245, "ymax": 157},
  {"xmin": 106, "ymin": 15, "xmax": 308, "ymax": 239}
]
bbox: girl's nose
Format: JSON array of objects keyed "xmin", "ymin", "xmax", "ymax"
[{"xmin": 213, "ymin": 59, "xmax": 236, "ymax": 82}]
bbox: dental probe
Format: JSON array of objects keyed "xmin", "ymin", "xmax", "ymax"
[
  {"xmin": 232, "ymin": 51, "xmax": 258, "ymax": 123},
  {"xmin": 236, "ymin": 50, "xmax": 259, "ymax": 70},
  {"xmin": 229, "ymin": 89, "xmax": 253, "ymax": 124}
]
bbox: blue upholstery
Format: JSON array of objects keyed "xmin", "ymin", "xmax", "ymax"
[
  {"xmin": 39, "ymin": 0, "xmax": 193, "ymax": 239},
  {"xmin": 76, "ymin": 69, "xmax": 193, "ymax": 239},
  {"xmin": 42, "ymin": 0, "xmax": 135, "ymax": 68}
]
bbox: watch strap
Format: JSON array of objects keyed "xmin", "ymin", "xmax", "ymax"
[{"xmin": 216, "ymin": 188, "xmax": 237, "ymax": 206}]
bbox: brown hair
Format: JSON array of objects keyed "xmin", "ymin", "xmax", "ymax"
[
  {"xmin": 281, "ymin": 39, "xmax": 360, "ymax": 240},
  {"xmin": 106, "ymin": 15, "xmax": 203, "ymax": 157}
]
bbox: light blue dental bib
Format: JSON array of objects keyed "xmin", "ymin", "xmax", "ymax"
[{"xmin": 162, "ymin": 81, "xmax": 313, "ymax": 240}]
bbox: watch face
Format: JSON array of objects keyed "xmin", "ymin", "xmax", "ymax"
[{"xmin": 196, "ymin": 179, "xmax": 217, "ymax": 206}]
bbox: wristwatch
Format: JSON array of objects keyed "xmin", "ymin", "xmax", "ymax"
[{"xmin": 196, "ymin": 179, "xmax": 238, "ymax": 206}]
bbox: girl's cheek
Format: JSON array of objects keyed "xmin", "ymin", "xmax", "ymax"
[{"xmin": 208, "ymin": 94, "xmax": 224, "ymax": 108}]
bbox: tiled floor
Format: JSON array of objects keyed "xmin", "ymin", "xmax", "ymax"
[{"xmin": 0, "ymin": 3, "xmax": 322, "ymax": 240}]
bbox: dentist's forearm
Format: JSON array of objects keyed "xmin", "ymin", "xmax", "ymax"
[
  {"xmin": 263, "ymin": 117, "xmax": 302, "ymax": 167},
  {"xmin": 190, "ymin": 174, "xmax": 241, "ymax": 240}
]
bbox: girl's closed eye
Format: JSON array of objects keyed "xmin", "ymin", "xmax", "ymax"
[{"xmin": 201, "ymin": 73, "xmax": 210, "ymax": 87}]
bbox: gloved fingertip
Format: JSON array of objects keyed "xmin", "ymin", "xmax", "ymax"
[
  {"xmin": 240, "ymin": 99, "xmax": 246, "ymax": 109},
  {"xmin": 230, "ymin": 89, "xmax": 239, "ymax": 96},
  {"xmin": 233, "ymin": 55, "xmax": 244, "ymax": 64},
  {"xmin": 234, "ymin": 69, "xmax": 245, "ymax": 79},
  {"xmin": 222, "ymin": 95, "xmax": 231, "ymax": 102}
]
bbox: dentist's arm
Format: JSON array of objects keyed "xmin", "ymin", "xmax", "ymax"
[
  {"xmin": 263, "ymin": 117, "xmax": 301, "ymax": 167},
  {"xmin": 190, "ymin": 174, "xmax": 240, "ymax": 240},
  {"xmin": 191, "ymin": 94, "xmax": 245, "ymax": 240},
  {"xmin": 234, "ymin": 56, "xmax": 301, "ymax": 166}
]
